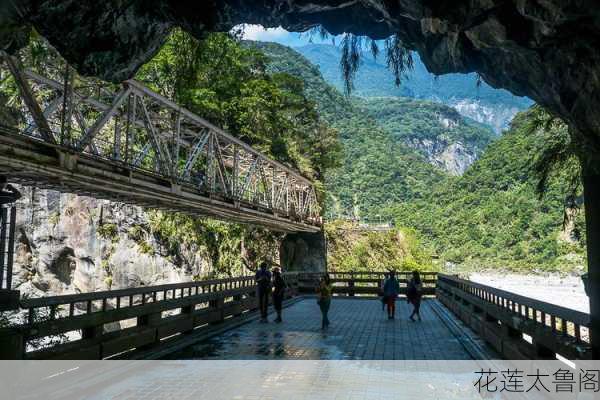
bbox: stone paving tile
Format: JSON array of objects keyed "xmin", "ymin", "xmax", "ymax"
[
  {"xmin": 167, "ymin": 298, "xmax": 476, "ymax": 360},
  {"xmin": 88, "ymin": 361, "xmax": 483, "ymax": 400}
]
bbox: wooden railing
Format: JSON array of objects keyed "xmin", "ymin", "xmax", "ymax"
[
  {"xmin": 293, "ymin": 271, "xmax": 437, "ymax": 297},
  {"xmin": 437, "ymin": 274, "xmax": 591, "ymax": 360},
  {"xmin": 0, "ymin": 274, "xmax": 300, "ymax": 360},
  {"xmin": 1, "ymin": 271, "xmax": 591, "ymax": 361}
]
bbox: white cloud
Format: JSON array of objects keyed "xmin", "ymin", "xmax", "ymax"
[
  {"xmin": 233, "ymin": 24, "xmax": 333, "ymax": 47},
  {"xmin": 238, "ymin": 24, "xmax": 290, "ymax": 41}
]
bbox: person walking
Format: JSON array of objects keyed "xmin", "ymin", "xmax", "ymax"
[
  {"xmin": 255, "ymin": 262, "xmax": 272, "ymax": 322},
  {"xmin": 272, "ymin": 267, "xmax": 287, "ymax": 323},
  {"xmin": 380, "ymin": 272, "xmax": 388, "ymax": 312},
  {"xmin": 316, "ymin": 273, "xmax": 333, "ymax": 329},
  {"xmin": 407, "ymin": 270, "xmax": 423, "ymax": 322},
  {"xmin": 383, "ymin": 271, "xmax": 400, "ymax": 319}
]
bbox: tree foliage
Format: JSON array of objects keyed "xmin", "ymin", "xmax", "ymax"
[
  {"xmin": 250, "ymin": 41, "xmax": 446, "ymax": 219},
  {"xmin": 354, "ymin": 96, "xmax": 495, "ymax": 156},
  {"xmin": 132, "ymin": 30, "xmax": 343, "ymax": 276},
  {"xmin": 136, "ymin": 30, "xmax": 340, "ymax": 181},
  {"xmin": 325, "ymin": 221, "xmax": 435, "ymax": 272},
  {"xmin": 387, "ymin": 110, "xmax": 586, "ymax": 272}
]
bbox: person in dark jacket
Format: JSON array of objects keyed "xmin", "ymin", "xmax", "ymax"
[
  {"xmin": 407, "ymin": 270, "xmax": 423, "ymax": 321},
  {"xmin": 383, "ymin": 271, "xmax": 400, "ymax": 319},
  {"xmin": 255, "ymin": 262, "xmax": 272, "ymax": 322},
  {"xmin": 380, "ymin": 272, "xmax": 388, "ymax": 311},
  {"xmin": 316, "ymin": 273, "xmax": 333, "ymax": 329},
  {"xmin": 271, "ymin": 267, "xmax": 287, "ymax": 323}
]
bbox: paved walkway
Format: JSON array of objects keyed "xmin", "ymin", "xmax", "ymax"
[{"xmin": 167, "ymin": 298, "xmax": 488, "ymax": 360}]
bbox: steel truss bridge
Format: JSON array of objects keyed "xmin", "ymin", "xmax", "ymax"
[{"xmin": 0, "ymin": 53, "xmax": 321, "ymax": 233}]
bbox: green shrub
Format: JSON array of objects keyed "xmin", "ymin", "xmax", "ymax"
[{"xmin": 97, "ymin": 223, "xmax": 119, "ymax": 243}]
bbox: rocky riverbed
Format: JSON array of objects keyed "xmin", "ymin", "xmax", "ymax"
[{"xmin": 468, "ymin": 272, "xmax": 589, "ymax": 314}]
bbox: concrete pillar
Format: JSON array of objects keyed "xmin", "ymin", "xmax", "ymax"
[
  {"xmin": 583, "ymin": 170, "xmax": 600, "ymax": 358},
  {"xmin": 0, "ymin": 178, "xmax": 20, "ymax": 311},
  {"xmin": 280, "ymin": 231, "xmax": 326, "ymax": 273}
]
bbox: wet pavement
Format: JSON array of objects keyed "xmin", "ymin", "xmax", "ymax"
[{"xmin": 166, "ymin": 298, "xmax": 481, "ymax": 360}]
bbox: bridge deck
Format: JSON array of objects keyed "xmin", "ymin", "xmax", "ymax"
[{"xmin": 166, "ymin": 298, "xmax": 494, "ymax": 360}]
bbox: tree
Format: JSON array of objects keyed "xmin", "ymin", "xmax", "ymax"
[{"xmin": 133, "ymin": 30, "xmax": 342, "ymax": 276}]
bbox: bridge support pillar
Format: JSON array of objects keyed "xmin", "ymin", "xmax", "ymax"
[
  {"xmin": 280, "ymin": 231, "xmax": 326, "ymax": 273},
  {"xmin": 181, "ymin": 305, "xmax": 195, "ymax": 334},
  {"xmin": 137, "ymin": 311, "xmax": 162, "ymax": 349},
  {"xmin": 0, "ymin": 177, "xmax": 20, "ymax": 311}
]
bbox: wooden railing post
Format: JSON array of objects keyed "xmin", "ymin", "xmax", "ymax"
[
  {"xmin": 137, "ymin": 311, "xmax": 162, "ymax": 348},
  {"xmin": 534, "ymin": 342, "xmax": 555, "ymax": 359},
  {"xmin": 181, "ymin": 304, "xmax": 195, "ymax": 334},
  {"xmin": 0, "ymin": 327, "xmax": 24, "ymax": 359},
  {"xmin": 81, "ymin": 325, "xmax": 103, "ymax": 340},
  {"xmin": 348, "ymin": 273, "xmax": 355, "ymax": 297},
  {"xmin": 209, "ymin": 297, "xmax": 225, "ymax": 324},
  {"xmin": 232, "ymin": 291, "xmax": 243, "ymax": 317},
  {"xmin": 502, "ymin": 324, "xmax": 522, "ymax": 339}
]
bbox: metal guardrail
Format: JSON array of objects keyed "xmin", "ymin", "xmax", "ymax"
[{"xmin": 437, "ymin": 274, "xmax": 591, "ymax": 360}]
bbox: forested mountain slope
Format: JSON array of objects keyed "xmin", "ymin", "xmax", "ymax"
[
  {"xmin": 389, "ymin": 111, "xmax": 586, "ymax": 272},
  {"xmin": 295, "ymin": 43, "xmax": 532, "ymax": 133},
  {"xmin": 249, "ymin": 40, "xmax": 583, "ymax": 272},
  {"xmin": 247, "ymin": 40, "xmax": 447, "ymax": 218}
]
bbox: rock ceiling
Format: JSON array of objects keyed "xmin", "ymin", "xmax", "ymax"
[{"xmin": 2, "ymin": 1, "xmax": 600, "ymax": 162}]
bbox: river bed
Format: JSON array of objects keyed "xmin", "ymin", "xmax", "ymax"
[{"xmin": 467, "ymin": 272, "xmax": 589, "ymax": 314}]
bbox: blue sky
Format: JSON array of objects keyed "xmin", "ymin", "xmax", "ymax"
[{"xmin": 239, "ymin": 24, "xmax": 333, "ymax": 47}]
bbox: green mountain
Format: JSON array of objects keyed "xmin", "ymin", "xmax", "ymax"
[
  {"xmin": 389, "ymin": 110, "xmax": 586, "ymax": 272},
  {"xmin": 248, "ymin": 40, "xmax": 584, "ymax": 272},
  {"xmin": 246, "ymin": 40, "xmax": 447, "ymax": 218},
  {"xmin": 353, "ymin": 97, "xmax": 495, "ymax": 175},
  {"xmin": 295, "ymin": 43, "xmax": 533, "ymax": 134}
]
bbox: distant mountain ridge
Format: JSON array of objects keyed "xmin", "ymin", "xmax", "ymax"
[{"xmin": 294, "ymin": 43, "xmax": 533, "ymax": 133}]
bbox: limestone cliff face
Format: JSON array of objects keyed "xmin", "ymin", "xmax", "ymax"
[
  {"xmin": 449, "ymin": 99, "xmax": 521, "ymax": 134},
  {"xmin": 13, "ymin": 186, "xmax": 209, "ymax": 300},
  {"xmin": 418, "ymin": 113, "xmax": 480, "ymax": 175},
  {"xmin": 355, "ymin": 97, "xmax": 491, "ymax": 175},
  {"xmin": 407, "ymin": 138, "xmax": 476, "ymax": 176}
]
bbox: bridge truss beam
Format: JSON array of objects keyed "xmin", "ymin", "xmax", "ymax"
[{"xmin": 0, "ymin": 53, "xmax": 321, "ymax": 233}]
